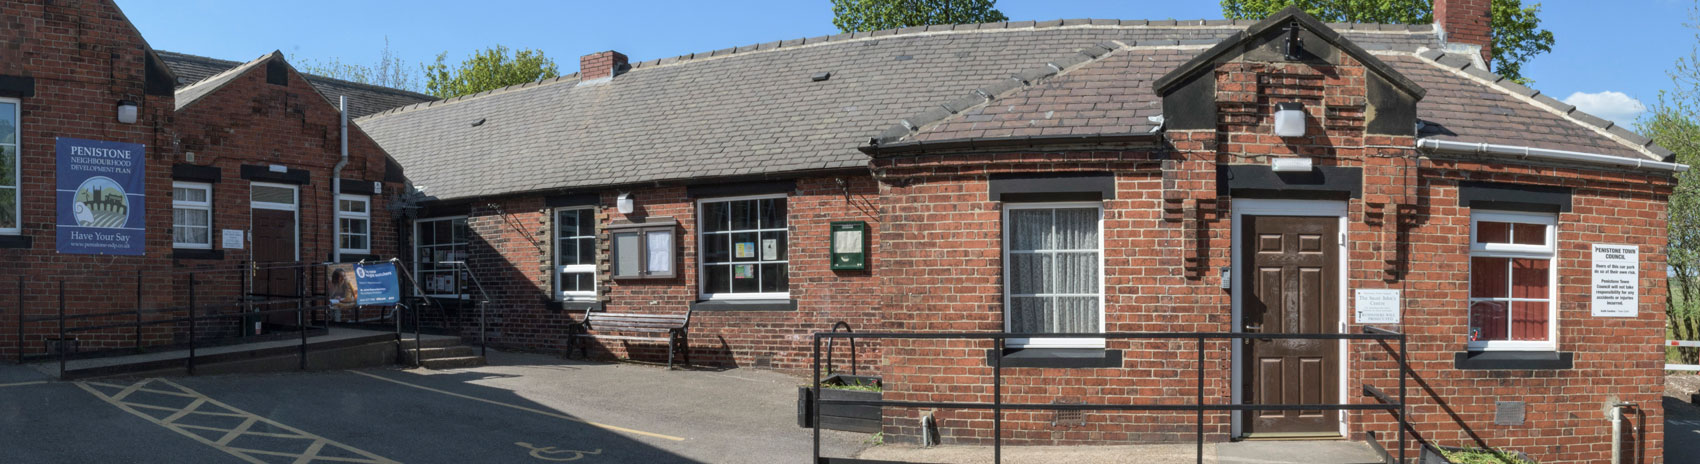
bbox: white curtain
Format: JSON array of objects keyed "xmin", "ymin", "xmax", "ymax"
[{"xmin": 1009, "ymin": 207, "xmax": 1100, "ymax": 334}]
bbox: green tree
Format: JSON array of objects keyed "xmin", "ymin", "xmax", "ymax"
[
  {"xmin": 422, "ymin": 45, "xmax": 560, "ymax": 99},
  {"xmin": 1219, "ymin": 0, "xmax": 1555, "ymax": 84},
  {"xmin": 831, "ymin": 0, "xmax": 1008, "ymax": 33},
  {"xmin": 1650, "ymin": 4, "xmax": 1700, "ymax": 364},
  {"xmin": 292, "ymin": 37, "xmax": 420, "ymax": 92}
]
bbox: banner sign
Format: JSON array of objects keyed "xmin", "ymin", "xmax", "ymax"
[
  {"xmin": 56, "ymin": 138, "xmax": 146, "ymax": 255},
  {"xmin": 1591, "ymin": 244, "xmax": 1640, "ymax": 317},
  {"xmin": 354, "ymin": 262, "xmax": 401, "ymax": 306}
]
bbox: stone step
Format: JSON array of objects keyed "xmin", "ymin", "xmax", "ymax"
[
  {"xmin": 396, "ymin": 336, "xmax": 464, "ymax": 350},
  {"xmin": 400, "ymin": 346, "xmax": 479, "ymax": 362},
  {"xmin": 419, "ymin": 356, "xmax": 486, "ymax": 370}
]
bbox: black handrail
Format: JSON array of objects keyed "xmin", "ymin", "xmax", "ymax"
[
  {"xmin": 810, "ymin": 328, "xmax": 1411, "ymax": 464},
  {"xmin": 436, "ymin": 260, "xmax": 491, "ymax": 358}
]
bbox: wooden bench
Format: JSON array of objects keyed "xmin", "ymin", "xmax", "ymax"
[{"xmin": 569, "ymin": 309, "xmax": 692, "ymax": 369}]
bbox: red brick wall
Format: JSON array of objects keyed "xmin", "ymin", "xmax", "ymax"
[
  {"xmin": 438, "ymin": 175, "xmax": 883, "ymax": 374},
  {"xmin": 0, "ymin": 0, "xmax": 178, "ymax": 359}
]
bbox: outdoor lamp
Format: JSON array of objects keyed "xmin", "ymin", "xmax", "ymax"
[
  {"xmin": 1273, "ymin": 102, "xmax": 1305, "ymax": 137},
  {"xmin": 117, "ymin": 100, "xmax": 138, "ymax": 124},
  {"xmin": 617, "ymin": 192, "xmax": 635, "ymax": 214}
]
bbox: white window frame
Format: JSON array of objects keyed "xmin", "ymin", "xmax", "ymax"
[
  {"xmin": 413, "ymin": 216, "xmax": 469, "ymax": 299},
  {"xmin": 697, "ymin": 193, "xmax": 789, "ymax": 300},
  {"xmin": 1002, "ymin": 201, "xmax": 1106, "ymax": 349},
  {"xmin": 0, "ymin": 97, "xmax": 18, "ymax": 235},
  {"xmin": 171, "ymin": 181, "xmax": 213, "ymax": 249},
  {"xmin": 337, "ymin": 194, "xmax": 371, "ymax": 255},
  {"xmin": 555, "ymin": 206, "xmax": 597, "ymax": 301},
  {"xmin": 1467, "ymin": 210, "xmax": 1559, "ymax": 351}
]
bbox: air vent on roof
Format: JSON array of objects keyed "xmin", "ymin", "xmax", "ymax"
[
  {"xmin": 471, "ymin": 118, "xmax": 486, "ymax": 127},
  {"xmin": 894, "ymin": 55, "xmax": 912, "ymax": 61},
  {"xmin": 811, "ymin": 72, "xmax": 831, "ymax": 82}
]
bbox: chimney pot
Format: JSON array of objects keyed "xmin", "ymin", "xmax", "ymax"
[
  {"xmin": 579, "ymin": 51, "xmax": 628, "ymax": 81},
  {"xmin": 1434, "ymin": 0, "xmax": 1493, "ymax": 68}
]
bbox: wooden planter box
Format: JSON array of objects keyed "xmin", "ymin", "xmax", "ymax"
[{"xmin": 797, "ymin": 374, "xmax": 882, "ymax": 433}]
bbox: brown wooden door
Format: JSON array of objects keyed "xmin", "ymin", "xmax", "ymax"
[
  {"xmin": 1241, "ymin": 215, "xmax": 1339, "ymax": 436},
  {"xmin": 252, "ymin": 208, "xmax": 298, "ymax": 325}
]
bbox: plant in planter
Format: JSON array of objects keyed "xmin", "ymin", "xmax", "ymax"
[
  {"xmin": 797, "ymin": 373, "xmax": 883, "ymax": 433},
  {"xmin": 1423, "ymin": 445, "xmax": 1535, "ymax": 464}
]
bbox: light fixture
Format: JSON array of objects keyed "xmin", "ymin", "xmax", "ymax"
[
  {"xmin": 1271, "ymin": 157, "xmax": 1314, "ymax": 173},
  {"xmin": 1273, "ymin": 102, "xmax": 1306, "ymax": 137},
  {"xmin": 116, "ymin": 100, "xmax": 138, "ymax": 124},
  {"xmin": 616, "ymin": 192, "xmax": 635, "ymax": 214}
]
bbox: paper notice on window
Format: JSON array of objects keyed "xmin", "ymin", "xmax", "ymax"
[
  {"xmin": 1353, "ymin": 289, "xmax": 1400, "ymax": 324},
  {"xmin": 1591, "ymin": 244, "xmax": 1639, "ymax": 317},
  {"xmin": 761, "ymin": 239, "xmax": 778, "ymax": 261},
  {"xmin": 834, "ymin": 229, "xmax": 862, "ymax": 254},
  {"xmin": 735, "ymin": 242, "xmax": 755, "ymax": 259},
  {"xmin": 221, "ymin": 229, "xmax": 244, "ymax": 250},
  {"xmin": 734, "ymin": 264, "xmax": 754, "ymax": 279},
  {"xmin": 646, "ymin": 230, "xmax": 672, "ymax": 273}
]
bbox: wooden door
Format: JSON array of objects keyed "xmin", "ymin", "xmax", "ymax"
[
  {"xmin": 1241, "ymin": 215, "xmax": 1339, "ymax": 436},
  {"xmin": 252, "ymin": 208, "xmax": 298, "ymax": 325}
]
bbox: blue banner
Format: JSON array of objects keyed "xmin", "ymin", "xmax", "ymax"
[
  {"xmin": 354, "ymin": 262, "xmax": 401, "ymax": 306},
  {"xmin": 56, "ymin": 137, "xmax": 146, "ymax": 255}
]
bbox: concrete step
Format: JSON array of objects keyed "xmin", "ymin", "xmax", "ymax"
[
  {"xmin": 396, "ymin": 336, "xmax": 464, "ymax": 350},
  {"xmin": 400, "ymin": 346, "xmax": 479, "ymax": 362},
  {"xmin": 419, "ymin": 356, "xmax": 485, "ymax": 370}
]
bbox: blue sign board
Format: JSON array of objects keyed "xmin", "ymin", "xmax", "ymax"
[
  {"xmin": 56, "ymin": 138, "xmax": 146, "ymax": 255},
  {"xmin": 354, "ymin": 262, "xmax": 401, "ymax": 306}
]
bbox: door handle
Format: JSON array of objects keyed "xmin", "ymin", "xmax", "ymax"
[{"xmin": 1243, "ymin": 323, "xmax": 1263, "ymax": 333}]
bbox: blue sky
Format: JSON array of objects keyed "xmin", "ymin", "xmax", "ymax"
[{"xmin": 117, "ymin": 1, "xmax": 1693, "ymax": 127}]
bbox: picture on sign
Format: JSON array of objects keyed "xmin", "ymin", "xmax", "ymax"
[
  {"xmin": 761, "ymin": 239, "xmax": 778, "ymax": 261},
  {"xmin": 735, "ymin": 242, "xmax": 755, "ymax": 259},
  {"xmin": 55, "ymin": 138, "xmax": 146, "ymax": 255},
  {"xmin": 734, "ymin": 264, "xmax": 754, "ymax": 279},
  {"xmin": 1591, "ymin": 244, "xmax": 1639, "ymax": 317},
  {"xmin": 1354, "ymin": 289, "xmax": 1401, "ymax": 324}
]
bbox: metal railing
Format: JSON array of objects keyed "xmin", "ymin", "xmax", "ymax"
[
  {"xmin": 810, "ymin": 327, "xmax": 1410, "ymax": 464},
  {"xmin": 1667, "ymin": 340, "xmax": 1700, "ymax": 371},
  {"xmin": 434, "ymin": 260, "xmax": 491, "ymax": 359}
]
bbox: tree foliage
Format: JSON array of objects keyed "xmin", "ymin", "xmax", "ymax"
[
  {"xmin": 831, "ymin": 0, "xmax": 1008, "ymax": 33},
  {"xmin": 1218, "ymin": 0, "xmax": 1555, "ymax": 84},
  {"xmin": 292, "ymin": 37, "xmax": 419, "ymax": 92},
  {"xmin": 422, "ymin": 45, "xmax": 560, "ymax": 99},
  {"xmin": 1652, "ymin": 3, "xmax": 1700, "ymax": 363}
]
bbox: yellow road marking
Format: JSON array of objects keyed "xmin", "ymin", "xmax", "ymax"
[
  {"xmin": 0, "ymin": 380, "xmax": 47, "ymax": 388},
  {"xmin": 78, "ymin": 378, "xmax": 399, "ymax": 464},
  {"xmin": 349, "ymin": 370, "xmax": 687, "ymax": 442}
]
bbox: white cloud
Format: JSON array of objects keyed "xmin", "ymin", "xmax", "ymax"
[{"xmin": 1561, "ymin": 91, "xmax": 1646, "ymax": 128}]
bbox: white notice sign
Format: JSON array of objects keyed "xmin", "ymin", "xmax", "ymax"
[
  {"xmin": 222, "ymin": 229, "xmax": 245, "ymax": 250},
  {"xmin": 1591, "ymin": 244, "xmax": 1639, "ymax": 317},
  {"xmin": 1354, "ymin": 289, "xmax": 1401, "ymax": 324}
]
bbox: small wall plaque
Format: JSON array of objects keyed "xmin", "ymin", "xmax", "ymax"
[{"xmin": 1494, "ymin": 401, "xmax": 1525, "ymax": 426}]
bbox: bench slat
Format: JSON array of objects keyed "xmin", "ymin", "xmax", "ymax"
[
  {"xmin": 594, "ymin": 318, "xmax": 687, "ymax": 325},
  {"xmin": 572, "ymin": 334, "xmax": 670, "ymax": 342},
  {"xmin": 587, "ymin": 327, "xmax": 674, "ymax": 333},
  {"xmin": 592, "ymin": 313, "xmax": 688, "ymax": 320}
]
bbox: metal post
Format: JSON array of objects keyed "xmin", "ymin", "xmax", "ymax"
[
  {"xmin": 188, "ymin": 274, "xmax": 197, "ymax": 375},
  {"xmin": 298, "ymin": 266, "xmax": 307, "ymax": 371},
  {"xmin": 479, "ymin": 299, "xmax": 487, "ymax": 358},
  {"xmin": 993, "ymin": 336, "xmax": 1002, "ymax": 464},
  {"xmin": 240, "ymin": 262, "xmax": 249, "ymax": 337},
  {"xmin": 414, "ymin": 302, "xmax": 422, "ymax": 368},
  {"xmin": 1197, "ymin": 335, "xmax": 1205, "ymax": 464},
  {"xmin": 1398, "ymin": 332, "xmax": 1407, "ymax": 464},
  {"xmin": 15, "ymin": 276, "xmax": 23, "ymax": 364},
  {"xmin": 57, "ymin": 280, "xmax": 65, "ymax": 379},
  {"xmin": 812, "ymin": 334, "xmax": 821, "ymax": 463},
  {"xmin": 134, "ymin": 269, "xmax": 142, "ymax": 352}
]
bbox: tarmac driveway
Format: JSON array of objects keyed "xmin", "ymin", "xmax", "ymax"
[{"xmin": 0, "ymin": 351, "xmax": 868, "ymax": 463}]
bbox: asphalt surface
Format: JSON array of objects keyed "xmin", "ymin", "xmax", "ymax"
[
  {"xmin": 1669, "ymin": 396, "xmax": 1700, "ymax": 463},
  {"xmin": 0, "ymin": 351, "xmax": 868, "ymax": 463}
]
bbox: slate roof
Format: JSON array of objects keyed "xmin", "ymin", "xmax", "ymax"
[
  {"xmin": 158, "ymin": 50, "xmax": 436, "ymax": 118},
  {"xmin": 354, "ymin": 19, "xmax": 1662, "ymax": 202}
]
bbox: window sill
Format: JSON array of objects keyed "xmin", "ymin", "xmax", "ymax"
[
  {"xmin": 690, "ymin": 299, "xmax": 797, "ymax": 312},
  {"xmin": 985, "ymin": 348, "xmax": 1123, "ymax": 368},
  {"xmin": 172, "ymin": 249, "xmax": 224, "ymax": 260},
  {"xmin": 1453, "ymin": 351, "xmax": 1573, "ymax": 370},
  {"xmin": 0, "ymin": 235, "xmax": 32, "ymax": 249}
]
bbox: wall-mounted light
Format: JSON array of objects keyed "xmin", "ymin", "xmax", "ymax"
[
  {"xmin": 116, "ymin": 100, "xmax": 138, "ymax": 124},
  {"xmin": 1271, "ymin": 157, "xmax": 1314, "ymax": 173},
  {"xmin": 1274, "ymin": 102, "xmax": 1305, "ymax": 137},
  {"xmin": 616, "ymin": 192, "xmax": 635, "ymax": 214}
]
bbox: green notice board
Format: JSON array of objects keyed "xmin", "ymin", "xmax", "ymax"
[{"xmin": 830, "ymin": 221, "xmax": 867, "ymax": 270}]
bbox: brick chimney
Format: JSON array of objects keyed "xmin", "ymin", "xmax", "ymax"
[
  {"xmin": 1434, "ymin": 0, "xmax": 1492, "ymax": 67},
  {"xmin": 579, "ymin": 51, "xmax": 628, "ymax": 81}
]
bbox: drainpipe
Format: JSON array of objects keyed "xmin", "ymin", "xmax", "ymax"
[
  {"xmin": 332, "ymin": 96, "xmax": 348, "ymax": 263},
  {"xmin": 1611, "ymin": 402, "xmax": 1636, "ymax": 464},
  {"xmin": 1415, "ymin": 138, "xmax": 1690, "ymax": 173}
]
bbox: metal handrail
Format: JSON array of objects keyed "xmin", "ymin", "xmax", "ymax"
[
  {"xmin": 809, "ymin": 327, "xmax": 1411, "ymax": 464},
  {"xmin": 436, "ymin": 260, "xmax": 490, "ymax": 358}
]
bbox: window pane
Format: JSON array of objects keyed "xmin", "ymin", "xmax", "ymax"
[
  {"xmin": 560, "ymin": 271, "xmax": 582, "ymax": 292},
  {"xmin": 558, "ymin": 209, "xmax": 578, "ymax": 238},
  {"xmin": 731, "ymin": 231, "xmax": 759, "ymax": 262},
  {"xmin": 418, "ymin": 221, "xmax": 436, "ymax": 246},
  {"xmin": 174, "ymin": 187, "xmax": 206, "ymax": 203},
  {"xmin": 0, "ymin": 145, "xmax": 13, "ymax": 187},
  {"xmin": 1054, "ymin": 252, "xmax": 1099, "ymax": 294},
  {"xmin": 1476, "ymin": 221, "xmax": 1511, "ymax": 244},
  {"xmin": 702, "ymin": 202, "xmax": 729, "ymax": 233},
  {"xmin": 759, "ymin": 231, "xmax": 787, "ymax": 261},
  {"xmin": 613, "ymin": 232, "xmax": 640, "ymax": 276},
  {"xmin": 183, "ymin": 227, "xmax": 209, "ymax": 245},
  {"xmin": 451, "ymin": 219, "xmax": 468, "ymax": 243},
  {"xmin": 731, "ymin": 264, "xmax": 759, "ymax": 293},
  {"xmin": 703, "ymin": 233, "xmax": 730, "ymax": 263},
  {"xmin": 646, "ymin": 230, "xmax": 672, "ymax": 274},
  {"xmin": 0, "ymin": 188, "xmax": 12, "ymax": 229},
  {"xmin": 760, "ymin": 198, "xmax": 787, "ymax": 229},
  {"xmin": 731, "ymin": 200, "xmax": 757, "ymax": 231},
  {"xmin": 1054, "ymin": 208, "xmax": 1098, "ymax": 250},
  {"xmin": 759, "ymin": 263, "xmax": 787, "ymax": 293},
  {"xmin": 1469, "ymin": 257, "xmax": 1509, "ymax": 298},
  {"xmin": 250, "ymin": 185, "xmax": 294, "ymax": 205},
  {"xmin": 576, "ymin": 209, "xmax": 595, "ymax": 237},
  {"xmin": 704, "ymin": 265, "xmax": 730, "ymax": 294},
  {"xmin": 341, "ymin": 233, "xmax": 367, "ymax": 251},
  {"xmin": 1009, "ymin": 296, "xmax": 1049, "ymax": 333},
  {"xmin": 1511, "ymin": 258, "xmax": 1548, "ymax": 299},
  {"xmin": 577, "ymin": 273, "xmax": 594, "ymax": 292},
  {"xmin": 1512, "ymin": 301, "xmax": 1548, "ymax": 341},
  {"xmin": 341, "ymin": 218, "xmax": 367, "ymax": 234},
  {"xmin": 339, "ymin": 198, "xmax": 366, "ymax": 213},
  {"xmin": 1008, "ymin": 209, "xmax": 1051, "ymax": 251},
  {"xmin": 1055, "ymin": 297, "xmax": 1100, "ymax": 333},
  {"xmin": 1469, "ymin": 301, "xmax": 1508, "ymax": 341},
  {"xmin": 559, "ymin": 237, "xmax": 578, "ymax": 265},
  {"xmin": 1512, "ymin": 223, "xmax": 1546, "ymax": 245},
  {"xmin": 1009, "ymin": 253, "xmax": 1052, "ymax": 294},
  {"xmin": 434, "ymin": 221, "xmax": 451, "ymax": 245},
  {"xmin": 0, "ymin": 102, "xmax": 13, "ymax": 144},
  {"xmin": 576, "ymin": 237, "xmax": 594, "ymax": 264}
]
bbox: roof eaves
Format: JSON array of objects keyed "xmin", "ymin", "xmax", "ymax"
[{"xmin": 1153, "ymin": 6, "xmax": 1426, "ymax": 99}]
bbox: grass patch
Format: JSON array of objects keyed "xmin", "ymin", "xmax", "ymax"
[
  {"xmin": 823, "ymin": 382, "xmax": 882, "ymax": 392},
  {"xmin": 1440, "ymin": 448, "xmax": 1534, "ymax": 464}
]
